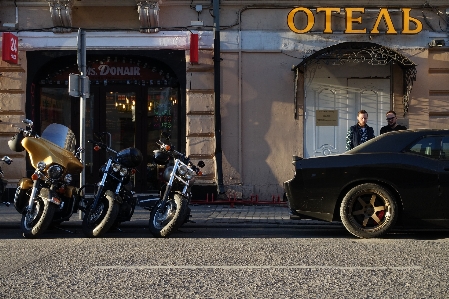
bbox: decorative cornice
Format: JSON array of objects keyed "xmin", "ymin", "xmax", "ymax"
[
  {"xmin": 136, "ymin": 1, "xmax": 160, "ymax": 33},
  {"xmin": 47, "ymin": 0, "xmax": 73, "ymax": 33}
]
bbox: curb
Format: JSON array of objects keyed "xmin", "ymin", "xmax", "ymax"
[{"xmin": 0, "ymin": 221, "xmax": 345, "ymax": 230}]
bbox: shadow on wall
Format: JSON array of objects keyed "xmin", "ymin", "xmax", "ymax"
[{"xmin": 220, "ymin": 53, "xmax": 301, "ymax": 200}]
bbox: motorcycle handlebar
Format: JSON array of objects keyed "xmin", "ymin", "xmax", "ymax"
[
  {"xmin": 158, "ymin": 141, "xmax": 184, "ymax": 159},
  {"xmin": 88, "ymin": 139, "xmax": 117, "ymax": 154},
  {"xmin": 18, "ymin": 127, "xmax": 38, "ymax": 138},
  {"xmin": 156, "ymin": 140, "xmax": 204, "ymax": 175}
]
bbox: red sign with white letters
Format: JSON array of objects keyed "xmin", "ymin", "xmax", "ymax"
[{"xmin": 2, "ymin": 32, "xmax": 19, "ymax": 64}]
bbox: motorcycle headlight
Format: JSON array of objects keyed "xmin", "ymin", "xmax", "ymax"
[
  {"xmin": 64, "ymin": 174, "xmax": 72, "ymax": 184},
  {"xmin": 37, "ymin": 161, "xmax": 46, "ymax": 171},
  {"xmin": 112, "ymin": 163, "xmax": 121, "ymax": 172},
  {"xmin": 120, "ymin": 167, "xmax": 128, "ymax": 176},
  {"xmin": 185, "ymin": 169, "xmax": 196, "ymax": 180},
  {"xmin": 48, "ymin": 165, "xmax": 63, "ymax": 179},
  {"xmin": 178, "ymin": 165, "xmax": 188, "ymax": 176}
]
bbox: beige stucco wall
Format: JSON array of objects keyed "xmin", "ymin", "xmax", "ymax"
[
  {"xmin": 428, "ymin": 49, "xmax": 449, "ymax": 129},
  {"xmin": 223, "ymin": 52, "xmax": 303, "ymax": 197},
  {"xmin": 0, "ymin": 51, "xmax": 27, "ymax": 186}
]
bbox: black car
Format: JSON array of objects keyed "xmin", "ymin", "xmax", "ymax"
[{"xmin": 284, "ymin": 129, "xmax": 449, "ymax": 238}]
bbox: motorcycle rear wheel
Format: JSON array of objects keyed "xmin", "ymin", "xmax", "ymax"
[
  {"xmin": 21, "ymin": 197, "xmax": 56, "ymax": 239},
  {"xmin": 149, "ymin": 192, "xmax": 188, "ymax": 238},
  {"xmin": 82, "ymin": 192, "xmax": 119, "ymax": 237}
]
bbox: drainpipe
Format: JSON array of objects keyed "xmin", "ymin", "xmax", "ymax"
[{"xmin": 213, "ymin": 0, "xmax": 225, "ymax": 195}]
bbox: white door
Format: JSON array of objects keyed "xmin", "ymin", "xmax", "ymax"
[
  {"xmin": 304, "ymin": 66, "xmax": 390, "ymax": 158},
  {"xmin": 347, "ymin": 78, "xmax": 390, "ymax": 138}
]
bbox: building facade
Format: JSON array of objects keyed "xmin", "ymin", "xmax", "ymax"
[{"xmin": 0, "ymin": 0, "xmax": 448, "ymax": 200}]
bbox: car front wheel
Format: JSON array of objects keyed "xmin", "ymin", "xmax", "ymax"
[{"xmin": 340, "ymin": 183, "xmax": 397, "ymax": 238}]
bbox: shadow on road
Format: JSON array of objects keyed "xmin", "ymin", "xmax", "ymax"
[{"xmin": 1, "ymin": 225, "xmax": 449, "ymax": 240}]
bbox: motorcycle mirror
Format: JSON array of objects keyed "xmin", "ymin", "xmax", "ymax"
[
  {"xmin": 197, "ymin": 161, "xmax": 205, "ymax": 168},
  {"xmin": 2, "ymin": 156, "xmax": 12, "ymax": 165},
  {"xmin": 22, "ymin": 119, "xmax": 33, "ymax": 126},
  {"xmin": 161, "ymin": 131, "xmax": 171, "ymax": 140},
  {"xmin": 94, "ymin": 132, "xmax": 103, "ymax": 141}
]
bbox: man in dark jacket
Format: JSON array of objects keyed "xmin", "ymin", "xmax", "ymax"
[
  {"xmin": 380, "ymin": 110, "xmax": 407, "ymax": 134},
  {"xmin": 346, "ymin": 109, "xmax": 375, "ymax": 151}
]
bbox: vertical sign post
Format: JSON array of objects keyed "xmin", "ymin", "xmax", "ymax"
[
  {"xmin": 77, "ymin": 28, "xmax": 87, "ymax": 218},
  {"xmin": 2, "ymin": 32, "xmax": 19, "ymax": 64}
]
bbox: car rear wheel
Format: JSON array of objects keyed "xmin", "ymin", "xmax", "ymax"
[{"xmin": 340, "ymin": 183, "xmax": 397, "ymax": 238}]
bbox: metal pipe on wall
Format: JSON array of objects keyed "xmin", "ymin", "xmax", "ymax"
[{"xmin": 213, "ymin": 0, "xmax": 225, "ymax": 195}]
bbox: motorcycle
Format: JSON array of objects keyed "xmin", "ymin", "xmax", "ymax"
[
  {"xmin": 9, "ymin": 119, "xmax": 84, "ymax": 238},
  {"xmin": 149, "ymin": 132, "xmax": 205, "ymax": 237},
  {"xmin": 0, "ymin": 156, "xmax": 13, "ymax": 207},
  {"xmin": 81, "ymin": 132, "xmax": 142, "ymax": 237}
]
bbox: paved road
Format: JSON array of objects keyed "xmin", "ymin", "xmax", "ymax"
[
  {"xmin": 1, "ymin": 225, "xmax": 449, "ymax": 298},
  {"xmin": 2, "ymin": 204, "xmax": 449, "ymax": 298}
]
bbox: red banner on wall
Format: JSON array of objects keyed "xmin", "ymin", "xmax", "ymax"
[{"xmin": 2, "ymin": 32, "xmax": 19, "ymax": 64}]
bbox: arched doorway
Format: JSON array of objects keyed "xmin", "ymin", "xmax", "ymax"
[
  {"xmin": 27, "ymin": 52, "xmax": 185, "ymax": 192},
  {"xmin": 293, "ymin": 42, "xmax": 416, "ymax": 158}
]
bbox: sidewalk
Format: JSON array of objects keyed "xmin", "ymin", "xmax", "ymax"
[{"xmin": 0, "ymin": 203, "xmax": 335, "ymax": 229}]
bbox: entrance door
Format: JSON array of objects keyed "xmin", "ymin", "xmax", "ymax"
[
  {"xmin": 36, "ymin": 54, "xmax": 183, "ymax": 193},
  {"xmin": 85, "ymin": 85, "xmax": 180, "ymax": 192},
  {"xmin": 347, "ymin": 79, "xmax": 390, "ymax": 137},
  {"xmin": 304, "ymin": 63, "xmax": 390, "ymax": 158}
]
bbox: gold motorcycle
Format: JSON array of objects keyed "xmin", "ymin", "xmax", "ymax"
[{"xmin": 9, "ymin": 119, "xmax": 84, "ymax": 238}]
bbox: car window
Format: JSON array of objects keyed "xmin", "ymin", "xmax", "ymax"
[
  {"xmin": 441, "ymin": 137, "xmax": 449, "ymax": 160},
  {"xmin": 406, "ymin": 136, "xmax": 441, "ymax": 159}
]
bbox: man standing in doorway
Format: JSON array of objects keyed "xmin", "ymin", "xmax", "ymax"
[
  {"xmin": 346, "ymin": 109, "xmax": 375, "ymax": 151},
  {"xmin": 380, "ymin": 110, "xmax": 407, "ymax": 135}
]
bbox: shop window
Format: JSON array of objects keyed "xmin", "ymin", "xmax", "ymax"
[{"xmin": 40, "ymin": 88, "xmax": 72, "ymax": 131}]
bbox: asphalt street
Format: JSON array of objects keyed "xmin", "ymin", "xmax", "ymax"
[
  {"xmin": 1, "ymin": 224, "xmax": 449, "ymax": 298},
  {"xmin": 2, "ymin": 204, "xmax": 449, "ymax": 298}
]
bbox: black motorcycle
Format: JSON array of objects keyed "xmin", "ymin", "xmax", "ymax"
[
  {"xmin": 149, "ymin": 132, "xmax": 205, "ymax": 237},
  {"xmin": 0, "ymin": 156, "xmax": 13, "ymax": 206},
  {"xmin": 81, "ymin": 132, "xmax": 143, "ymax": 237}
]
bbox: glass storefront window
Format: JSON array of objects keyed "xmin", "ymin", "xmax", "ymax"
[
  {"xmin": 146, "ymin": 87, "xmax": 179, "ymax": 190},
  {"xmin": 106, "ymin": 91, "xmax": 137, "ymax": 150},
  {"xmin": 40, "ymin": 88, "xmax": 72, "ymax": 131}
]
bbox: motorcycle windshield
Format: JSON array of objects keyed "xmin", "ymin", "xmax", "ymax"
[{"xmin": 41, "ymin": 123, "xmax": 77, "ymax": 152}]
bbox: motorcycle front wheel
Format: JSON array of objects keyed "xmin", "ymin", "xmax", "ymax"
[
  {"xmin": 82, "ymin": 192, "xmax": 119, "ymax": 238},
  {"xmin": 149, "ymin": 192, "xmax": 188, "ymax": 238},
  {"xmin": 21, "ymin": 197, "xmax": 56, "ymax": 239}
]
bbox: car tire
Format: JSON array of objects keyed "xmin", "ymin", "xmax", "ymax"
[{"xmin": 340, "ymin": 183, "xmax": 397, "ymax": 238}]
